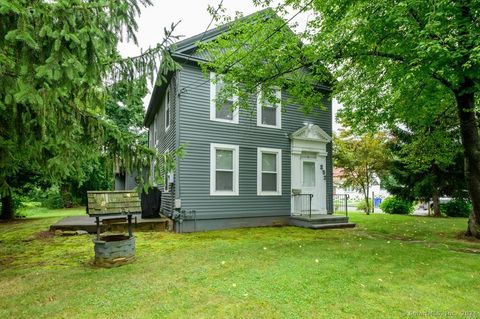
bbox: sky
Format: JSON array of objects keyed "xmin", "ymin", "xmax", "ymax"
[{"xmin": 118, "ymin": 0, "xmax": 342, "ymax": 132}]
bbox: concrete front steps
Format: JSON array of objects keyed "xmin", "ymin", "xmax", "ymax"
[{"xmin": 290, "ymin": 214, "xmax": 356, "ymax": 230}]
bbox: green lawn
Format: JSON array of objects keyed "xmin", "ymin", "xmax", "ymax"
[{"xmin": 1, "ymin": 210, "xmax": 479, "ymax": 319}]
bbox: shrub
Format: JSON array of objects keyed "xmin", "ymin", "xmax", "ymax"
[
  {"xmin": 41, "ymin": 186, "xmax": 64, "ymax": 209},
  {"xmin": 12, "ymin": 193, "xmax": 25, "ymax": 211},
  {"xmin": 380, "ymin": 196, "xmax": 414, "ymax": 215},
  {"xmin": 356, "ymin": 201, "xmax": 368, "ymax": 212},
  {"xmin": 440, "ymin": 199, "xmax": 471, "ymax": 217}
]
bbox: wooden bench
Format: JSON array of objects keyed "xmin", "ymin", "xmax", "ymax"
[{"xmin": 87, "ymin": 190, "xmax": 142, "ymax": 239}]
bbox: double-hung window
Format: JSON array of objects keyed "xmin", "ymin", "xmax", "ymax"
[
  {"xmin": 210, "ymin": 72, "xmax": 239, "ymax": 123},
  {"xmin": 257, "ymin": 87, "xmax": 281, "ymax": 128},
  {"xmin": 257, "ymin": 148, "xmax": 282, "ymax": 195},
  {"xmin": 210, "ymin": 143, "xmax": 239, "ymax": 195},
  {"xmin": 165, "ymin": 88, "xmax": 170, "ymax": 131}
]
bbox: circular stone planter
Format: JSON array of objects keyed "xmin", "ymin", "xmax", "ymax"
[{"xmin": 93, "ymin": 234, "xmax": 135, "ymax": 267}]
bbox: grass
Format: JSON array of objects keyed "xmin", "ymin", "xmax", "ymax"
[
  {"xmin": 1, "ymin": 210, "xmax": 479, "ymax": 319},
  {"xmin": 17, "ymin": 206, "xmax": 85, "ymax": 219}
]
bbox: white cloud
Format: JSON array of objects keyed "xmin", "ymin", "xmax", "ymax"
[{"xmin": 118, "ymin": 0, "xmax": 261, "ymax": 59}]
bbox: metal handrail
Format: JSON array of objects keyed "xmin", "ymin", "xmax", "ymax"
[
  {"xmin": 291, "ymin": 193, "xmax": 313, "ymax": 218},
  {"xmin": 333, "ymin": 194, "xmax": 349, "ymax": 217}
]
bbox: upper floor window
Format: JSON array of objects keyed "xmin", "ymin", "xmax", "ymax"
[
  {"xmin": 257, "ymin": 87, "xmax": 281, "ymax": 129},
  {"xmin": 257, "ymin": 147, "xmax": 282, "ymax": 196},
  {"xmin": 165, "ymin": 88, "xmax": 171, "ymax": 131},
  {"xmin": 210, "ymin": 143, "xmax": 239, "ymax": 196},
  {"xmin": 210, "ymin": 72, "xmax": 239, "ymax": 124}
]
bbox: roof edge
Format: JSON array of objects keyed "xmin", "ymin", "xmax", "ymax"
[{"xmin": 173, "ymin": 8, "xmax": 275, "ymax": 55}]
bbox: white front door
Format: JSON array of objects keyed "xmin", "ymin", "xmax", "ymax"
[{"xmin": 300, "ymin": 159, "xmax": 321, "ymax": 212}]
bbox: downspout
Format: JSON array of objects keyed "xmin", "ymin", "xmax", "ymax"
[{"xmin": 175, "ymin": 70, "xmax": 181, "ymax": 232}]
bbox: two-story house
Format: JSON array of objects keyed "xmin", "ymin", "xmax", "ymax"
[{"xmin": 144, "ymin": 10, "xmax": 354, "ymax": 232}]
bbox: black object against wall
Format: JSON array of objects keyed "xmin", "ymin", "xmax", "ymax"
[{"xmin": 141, "ymin": 187, "xmax": 162, "ymax": 218}]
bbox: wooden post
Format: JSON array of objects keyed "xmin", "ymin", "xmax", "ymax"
[
  {"xmin": 96, "ymin": 216, "xmax": 100, "ymax": 240},
  {"xmin": 345, "ymin": 194, "xmax": 349, "ymax": 217},
  {"xmin": 127, "ymin": 214, "xmax": 133, "ymax": 238}
]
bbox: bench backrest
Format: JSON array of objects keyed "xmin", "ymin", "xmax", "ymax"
[{"xmin": 87, "ymin": 191, "xmax": 141, "ymax": 216}]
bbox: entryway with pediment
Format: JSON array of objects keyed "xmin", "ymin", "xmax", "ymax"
[
  {"xmin": 290, "ymin": 124, "xmax": 331, "ymax": 216},
  {"xmin": 289, "ymin": 124, "xmax": 355, "ymax": 229}
]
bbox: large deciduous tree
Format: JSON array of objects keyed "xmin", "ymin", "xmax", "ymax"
[
  {"xmin": 0, "ymin": 0, "xmax": 180, "ymax": 219},
  {"xmin": 200, "ymin": 1, "xmax": 480, "ymax": 237},
  {"xmin": 310, "ymin": 0, "xmax": 480, "ymax": 234}
]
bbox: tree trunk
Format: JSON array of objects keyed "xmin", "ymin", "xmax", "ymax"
[
  {"xmin": 431, "ymin": 165, "xmax": 441, "ymax": 217},
  {"xmin": 432, "ymin": 189, "xmax": 441, "ymax": 217},
  {"xmin": 364, "ymin": 186, "xmax": 370, "ymax": 215},
  {"xmin": 0, "ymin": 193, "xmax": 14, "ymax": 220},
  {"xmin": 455, "ymin": 80, "xmax": 480, "ymax": 238},
  {"xmin": 365, "ymin": 169, "xmax": 370, "ymax": 215},
  {"xmin": 60, "ymin": 183, "xmax": 72, "ymax": 208}
]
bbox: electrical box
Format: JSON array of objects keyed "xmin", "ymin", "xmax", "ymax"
[{"xmin": 174, "ymin": 199, "xmax": 182, "ymax": 209}]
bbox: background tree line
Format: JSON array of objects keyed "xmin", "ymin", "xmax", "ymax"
[
  {"xmin": 333, "ymin": 121, "xmax": 468, "ymax": 217},
  {"xmin": 0, "ymin": 0, "xmax": 181, "ymax": 219}
]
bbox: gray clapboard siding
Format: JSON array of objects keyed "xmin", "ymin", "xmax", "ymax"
[{"xmin": 177, "ymin": 64, "xmax": 333, "ymax": 219}]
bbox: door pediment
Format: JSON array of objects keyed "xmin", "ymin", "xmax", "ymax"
[{"xmin": 291, "ymin": 124, "xmax": 332, "ymax": 143}]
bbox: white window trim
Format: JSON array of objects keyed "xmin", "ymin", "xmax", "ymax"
[
  {"xmin": 165, "ymin": 87, "xmax": 171, "ymax": 132},
  {"xmin": 210, "ymin": 143, "xmax": 239, "ymax": 196},
  {"xmin": 210, "ymin": 72, "xmax": 239, "ymax": 124},
  {"xmin": 257, "ymin": 87, "xmax": 282, "ymax": 129},
  {"xmin": 257, "ymin": 147, "xmax": 282, "ymax": 196}
]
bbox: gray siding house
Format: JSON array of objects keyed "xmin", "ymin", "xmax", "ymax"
[{"xmin": 144, "ymin": 12, "xmax": 353, "ymax": 232}]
